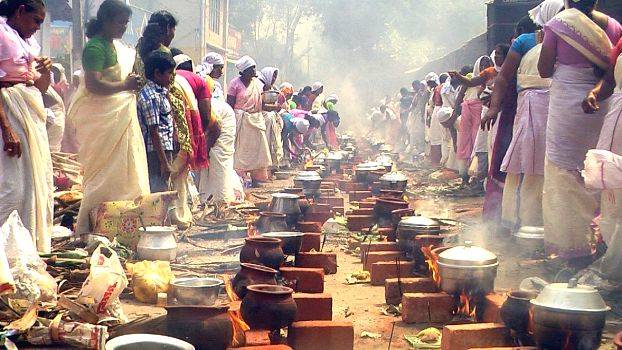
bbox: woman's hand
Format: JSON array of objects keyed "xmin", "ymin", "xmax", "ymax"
[
  {"xmin": 481, "ymin": 106, "xmax": 500, "ymax": 130},
  {"xmin": 2, "ymin": 126, "xmax": 21, "ymax": 157},
  {"xmin": 582, "ymin": 91, "xmax": 600, "ymax": 114},
  {"xmin": 124, "ymin": 74, "xmax": 140, "ymax": 91},
  {"xmin": 34, "ymin": 56, "xmax": 52, "ymax": 75}
]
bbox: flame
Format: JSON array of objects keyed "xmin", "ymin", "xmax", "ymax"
[
  {"xmin": 455, "ymin": 290, "xmax": 477, "ymax": 319},
  {"xmin": 421, "ymin": 245, "xmax": 441, "ymax": 287},
  {"xmin": 222, "ymin": 274, "xmax": 249, "ymax": 347}
]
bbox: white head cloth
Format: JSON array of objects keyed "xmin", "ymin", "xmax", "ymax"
[
  {"xmin": 472, "ymin": 55, "xmax": 489, "ymax": 76},
  {"xmin": 174, "ymin": 54, "xmax": 192, "ymax": 67},
  {"xmin": 425, "ymin": 72, "xmax": 439, "ymax": 85},
  {"xmin": 326, "ymin": 94, "xmax": 338, "ymax": 103},
  {"xmin": 294, "ymin": 118, "xmax": 310, "ymax": 134},
  {"xmin": 235, "ymin": 55, "xmax": 256, "ymax": 72},
  {"xmin": 312, "ymin": 81, "xmax": 323, "ymax": 91},
  {"xmin": 529, "ymin": 0, "xmax": 565, "ymax": 27},
  {"xmin": 197, "ymin": 52, "xmax": 225, "ymax": 78},
  {"xmin": 259, "ymin": 67, "xmax": 279, "ymax": 86}
]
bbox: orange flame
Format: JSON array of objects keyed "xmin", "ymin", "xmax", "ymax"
[
  {"xmin": 222, "ymin": 274, "xmax": 249, "ymax": 347},
  {"xmin": 421, "ymin": 245, "xmax": 441, "ymax": 287},
  {"xmin": 455, "ymin": 290, "xmax": 477, "ymax": 319}
]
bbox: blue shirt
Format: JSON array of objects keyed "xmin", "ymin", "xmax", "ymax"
[
  {"xmin": 137, "ymin": 80, "xmax": 174, "ymax": 152},
  {"xmin": 511, "ymin": 33, "xmax": 538, "ymax": 92}
]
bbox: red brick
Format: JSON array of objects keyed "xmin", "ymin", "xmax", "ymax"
[
  {"xmin": 280, "ymin": 267, "xmax": 324, "ymax": 293},
  {"xmin": 344, "ymin": 182, "xmax": 368, "ymax": 192},
  {"xmin": 293, "ymin": 293, "xmax": 332, "ymax": 321},
  {"xmin": 303, "ymin": 211, "xmax": 332, "ymax": 225},
  {"xmin": 346, "ymin": 215, "xmax": 376, "ymax": 232},
  {"xmin": 244, "ymin": 330, "xmax": 271, "ymax": 346},
  {"xmin": 321, "ymin": 181, "xmax": 336, "ymax": 190},
  {"xmin": 288, "ymin": 321, "xmax": 354, "ymax": 350},
  {"xmin": 317, "ymin": 196, "xmax": 344, "ymax": 209},
  {"xmin": 378, "ymin": 227, "xmax": 396, "ymax": 241},
  {"xmin": 308, "ymin": 203, "xmax": 332, "ymax": 213},
  {"xmin": 300, "ymin": 233, "xmax": 321, "ymax": 252},
  {"xmin": 468, "ymin": 348, "xmax": 537, "ymax": 350},
  {"xmin": 349, "ymin": 191, "xmax": 373, "ymax": 202},
  {"xmin": 385, "ymin": 278, "xmax": 438, "ymax": 305},
  {"xmin": 481, "ymin": 293, "xmax": 507, "ymax": 324},
  {"xmin": 295, "ymin": 252, "xmax": 338, "ymax": 274},
  {"xmin": 356, "ymin": 200, "xmax": 376, "ymax": 208},
  {"xmin": 298, "ymin": 221, "xmax": 322, "ymax": 233},
  {"xmin": 351, "ymin": 208, "xmax": 375, "ymax": 215},
  {"xmin": 441, "ymin": 323, "xmax": 512, "ymax": 350},
  {"xmin": 402, "ymin": 292, "xmax": 454, "ymax": 324},
  {"xmin": 362, "ymin": 251, "xmax": 403, "ymax": 271},
  {"xmin": 333, "ymin": 206, "xmax": 345, "ymax": 215},
  {"xmin": 230, "ymin": 346, "xmax": 293, "ymax": 350},
  {"xmin": 359, "ymin": 241, "xmax": 400, "ymax": 261},
  {"xmin": 370, "ymin": 261, "xmax": 415, "ymax": 286}
]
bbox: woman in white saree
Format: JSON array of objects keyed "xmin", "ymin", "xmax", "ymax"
[{"xmin": 68, "ymin": 0, "xmax": 149, "ymax": 235}]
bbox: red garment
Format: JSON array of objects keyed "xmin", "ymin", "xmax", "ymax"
[
  {"xmin": 611, "ymin": 37, "xmax": 622, "ymax": 64},
  {"xmin": 433, "ymin": 86, "xmax": 443, "ymax": 106},
  {"xmin": 176, "ymin": 70, "xmax": 210, "ymax": 169}
]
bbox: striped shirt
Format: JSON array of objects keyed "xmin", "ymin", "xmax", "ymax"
[{"xmin": 137, "ymin": 80, "xmax": 174, "ymax": 152}]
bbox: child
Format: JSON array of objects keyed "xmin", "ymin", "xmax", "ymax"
[{"xmin": 137, "ymin": 50, "xmax": 176, "ymax": 192}]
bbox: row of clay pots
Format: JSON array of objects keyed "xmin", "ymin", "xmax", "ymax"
[{"xmin": 240, "ymin": 237, "xmax": 285, "ymax": 270}]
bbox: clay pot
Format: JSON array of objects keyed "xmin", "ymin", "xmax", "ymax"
[
  {"xmin": 298, "ymin": 221, "xmax": 323, "ymax": 233},
  {"xmin": 239, "ymin": 237, "xmax": 285, "ymax": 270},
  {"xmin": 374, "ymin": 198, "xmax": 409, "ymax": 219},
  {"xmin": 500, "ymin": 291, "xmax": 538, "ymax": 335},
  {"xmin": 256, "ymin": 212, "xmax": 288, "ymax": 233},
  {"xmin": 241, "ymin": 284, "xmax": 297, "ymax": 331},
  {"xmin": 232, "ymin": 263, "xmax": 278, "ymax": 299},
  {"xmin": 165, "ymin": 305, "xmax": 233, "ymax": 350}
]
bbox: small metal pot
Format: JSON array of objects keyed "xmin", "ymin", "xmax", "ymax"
[
  {"xmin": 137, "ymin": 226, "xmax": 178, "ymax": 261},
  {"xmin": 355, "ymin": 162, "xmax": 383, "ymax": 183},
  {"xmin": 513, "ymin": 226, "xmax": 544, "ymax": 251},
  {"xmin": 269, "ymin": 193, "xmax": 302, "ymax": 227},
  {"xmin": 171, "ymin": 277, "xmax": 223, "ymax": 306},
  {"xmin": 324, "ymin": 152, "xmax": 343, "ymax": 174},
  {"xmin": 106, "ymin": 334, "xmax": 195, "ymax": 350},
  {"xmin": 262, "ymin": 232, "xmax": 305, "ymax": 255},
  {"xmin": 396, "ymin": 215, "xmax": 442, "ymax": 257},
  {"xmin": 256, "ymin": 212, "xmax": 289, "ymax": 233},
  {"xmin": 379, "ymin": 171, "xmax": 408, "ymax": 192},
  {"xmin": 293, "ymin": 171, "xmax": 322, "ymax": 197},
  {"xmin": 531, "ymin": 279, "xmax": 610, "ymax": 349},
  {"xmin": 436, "ymin": 241, "xmax": 498, "ymax": 294}
]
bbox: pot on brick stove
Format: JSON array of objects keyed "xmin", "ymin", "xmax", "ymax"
[
  {"xmin": 531, "ymin": 279, "xmax": 609, "ymax": 350},
  {"xmin": 375, "ymin": 154, "xmax": 394, "ymax": 172},
  {"xmin": 355, "ymin": 162, "xmax": 384, "ymax": 184},
  {"xmin": 256, "ymin": 212, "xmax": 289, "ymax": 233},
  {"xmin": 293, "ymin": 171, "xmax": 322, "ymax": 198},
  {"xmin": 396, "ymin": 215, "xmax": 441, "ymax": 257},
  {"xmin": 239, "ymin": 237, "xmax": 285, "ymax": 270},
  {"xmin": 379, "ymin": 171, "xmax": 408, "ymax": 193},
  {"xmin": 269, "ymin": 193, "xmax": 302, "ymax": 228},
  {"xmin": 232, "ymin": 263, "xmax": 278, "ymax": 299},
  {"xmin": 241, "ymin": 284, "xmax": 297, "ymax": 331},
  {"xmin": 324, "ymin": 151, "xmax": 343, "ymax": 174},
  {"xmin": 436, "ymin": 241, "xmax": 498, "ymax": 295}
]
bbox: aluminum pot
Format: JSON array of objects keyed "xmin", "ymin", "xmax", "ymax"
[
  {"xmin": 293, "ymin": 171, "xmax": 322, "ymax": 197},
  {"xmin": 513, "ymin": 226, "xmax": 544, "ymax": 251},
  {"xmin": 106, "ymin": 334, "xmax": 195, "ymax": 350},
  {"xmin": 324, "ymin": 152, "xmax": 343, "ymax": 173},
  {"xmin": 262, "ymin": 232, "xmax": 305, "ymax": 255},
  {"xmin": 531, "ymin": 279, "xmax": 609, "ymax": 349},
  {"xmin": 171, "ymin": 277, "xmax": 223, "ymax": 306},
  {"xmin": 137, "ymin": 226, "xmax": 178, "ymax": 261},
  {"xmin": 256, "ymin": 212, "xmax": 289, "ymax": 233},
  {"xmin": 269, "ymin": 193, "xmax": 302, "ymax": 227},
  {"xmin": 379, "ymin": 171, "xmax": 408, "ymax": 192},
  {"xmin": 355, "ymin": 162, "xmax": 383, "ymax": 183},
  {"xmin": 396, "ymin": 215, "xmax": 442, "ymax": 257},
  {"xmin": 436, "ymin": 241, "xmax": 498, "ymax": 294}
]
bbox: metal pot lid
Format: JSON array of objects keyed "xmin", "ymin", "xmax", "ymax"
[
  {"xmin": 514, "ymin": 226, "xmax": 544, "ymax": 240},
  {"xmin": 294, "ymin": 171, "xmax": 322, "ymax": 181},
  {"xmin": 325, "ymin": 152, "xmax": 343, "ymax": 160},
  {"xmin": 398, "ymin": 215, "xmax": 440, "ymax": 228},
  {"xmin": 356, "ymin": 162, "xmax": 382, "ymax": 171},
  {"xmin": 531, "ymin": 278, "xmax": 610, "ymax": 313},
  {"xmin": 375, "ymin": 155, "xmax": 393, "ymax": 165},
  {"xmin": 380, "ymin": 171, "xmax": 408, "ymax": 182},
  {"xmin": 138, "ymin": 226, "xmax": 177, "ymax": 233},
  {"xmin": 438, "ymin": 241, "xmax": 498, "ymax": 266},
  {"xmin": 271, "ymin": 193, "xmax": 300, "ymax": 199}
]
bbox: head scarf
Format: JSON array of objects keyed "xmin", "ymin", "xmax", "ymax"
[
  {"xmin": 294, "ymin": 118, "xmax": 310, "ymax": 134},
  {"xmin": 312, "ymin": 81, "xmax": 323, "ymax": 92},
  {"xmin": 529, "ymin": 0, "xmax": 565, "ymax": 26},
  {"xmin": 437, "ymin": 107, "xmax": 453, "ymax": 123},
  {"xmin": 326, "ymin": 94, "xmax": 338, "ymax": 104},
  {"xmin": 197, "ymin": 52, "xmax": 225, "ymax": 78},
  {"xmin": 472, "ymin": 55, "xmax": 489, "ymax": 76},
  {"xmin": 173, "ymin": 54, "xmax": 192, "ymax": 68},
  {"xmin": 280, "ymin": 82, "xmax": 294, "ymax": 95},
  {"xmin": 235, "ymin": 55, "xmax": 256, "ymax": 73},
  {"xmin": 425, "ymin": 72, "xmax": 440, "ymax": 85},
  {"xmin": 491, "ymin": 50, "xmax": 503, "ymax": 72},
  {"xmin": 259, "ymin": 67, "xmax": 279, "ymax": 87}
]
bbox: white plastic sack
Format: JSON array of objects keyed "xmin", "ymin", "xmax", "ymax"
[
  {"xmin": 583, "ymin": 149, "xmax": 622, "ymax": 189},
  {"xmin": 78, "ymin": 244, "xmax": 128, "ymax": 317},
  {"xmin": 0, "ymin": 211, "xmax": 57, "ymax": 302}
]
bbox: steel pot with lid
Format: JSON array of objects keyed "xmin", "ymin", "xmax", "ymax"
[
  {"xmin": 531, "ymin": 278, "xmax": 610, "ymax": 349},
  {"xmin": 396, "ymin": 215, "xmax": 442, "ymax": 257},
  {"xmin": 379, "ymin": 171, "xmax": 408, "ymax": 192},
  {"xmin": 269, "ymin": 193, "xmax": 302, "ymax": 227},
  {"xmin": 436, "ymin": 241, "xmax": 498, "ymax": 294},
  {"xmin": 324, "ymin": 152, "xmax": 343, "ymax": 173},
  {"xmin": 355, "ymin": 162, "xmax": 383, "ymax": 183},
  {"xmin": 375, "ymin": 155, "xmax": 394, "ymax": 172},
  {"xmin": 293, "ymin": 171, "xmax": 322, "ymax": 197}
]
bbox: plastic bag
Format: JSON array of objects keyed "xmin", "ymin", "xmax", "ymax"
[
  {"xmin": 126, "ymin": 260, "xmax": 173, "ymax": 304},
  {"xmin": 583, "ymin": 149, "xmax": 622, "ymax": 189},
  {"xmin": 0, "ymin": 211, "xmax": 57, "ymax": 302},
  {"xmin": 78, "ymin": 244, "xmax": 128, "ymax": 318}
]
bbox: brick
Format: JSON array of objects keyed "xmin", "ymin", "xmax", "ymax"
[
  {"xmin": 385, "ymin": 278, "xmax": 438, "ymax": 305},
  {"xmin": 371, "ymin": 261, "xmax": 415, "ymax": 286},
  {"xmin": 300, "ymin": 233, "xmax": 321, "ymax": 252},
  {"xmin": 308, "ymin": 203, "xmax": 331, "ymax": 213},
  {"xmin": 280, "ymin": 267, "xmax": 324, "ymax": 293},
  {"xmin": 362, "ymin": 251, "xmax": 403, "ymax": 271},
  {"xmin": 333, "ymin": 206, "xmax": 345, "ymax": 215},
  {"xmin": 229, "ymin": 346, "xmax": 293, "ymax": 350},
  {"xmin": 346, "ymin": 215, "xmax": 376, "ymax": 232},
  {"xmin": 293, "ymin": 293, "xmax": 332, "ymax": 321},
  {"xmin": 298, "ymin": 221, "xmax": 322, "ymax": 233},
  {"xmin": 303, "ymin": 211, "xmax": 332, "ymax": 225},
  {"xmin": 295, "ymin": 252, "xmax": 338, "ymax": 274},
  {"xmin": 317, "ymin": 196, "xmax": 344, "ymax": 209},
  {"xmin": 288, "ymin": 321, "xmax": 354, "ymax": 350},
  {"xmin": 351, "ymin": 208, "xmax": 375, "ymax": 215},
  {"xmin": 402, "ymin": 292, "xmax": 454, "ymax": 324},
  {"xmin": 441, "ymin": 323, "xmax": 512, "ymax": 350},
  {"xmin": 349, "ymin": 191, "xmax": 373, "ymax": 202},
  {"xmin": 344, "ymin": 182, "xmax": 368, "ymax": 192},
  {"xmin": 359, "ymin": 241, "xmax": 400, "ymax": 261},
  {"xmin": 244, "ymin": 330, "xmax": 271, "ymax": 346},
  {"xmin": 481, "ymin": 293, "xmax": 507, "ymax": 324},
  {"xmin": 468, "ymin": 348, "xmax": 537, "ymax": 350}
]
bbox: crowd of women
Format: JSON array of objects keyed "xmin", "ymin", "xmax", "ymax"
[
  {"xmin": 374, "ymin": 0, "xmax": 622, "ymax": 287},
  {"xmin": 0, "ymin": 0, "xmax": 340, "ymax": 253}
]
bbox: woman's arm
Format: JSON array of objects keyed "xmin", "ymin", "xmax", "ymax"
[
  {"xmin": 33, "ymin": 56, "xmax": 52, "ymax": 93},
  {"xmin": 0, "ymin": 97, "xmax": 21, "ymax": 157},
  {"xmin": 226, "ymin": 94, "xmax": 236, "ymax": 108},
  {"xmin": 482, "ymin": 50, "xmax": 521, "ymax": 130},
  {"xmin": 85, "ymin": 70, "xmax": 138, "ymax": 95},
  {"xmin": 538, "ymin": 33, "xmax": 557, "ymax": 78},
  {"xmin": 583, "ymin": 67, "xmax": 616, "ymax": 113},
  {"xmin": 449, "ymin": 71, "xmax": 488, "ymax": 87}
]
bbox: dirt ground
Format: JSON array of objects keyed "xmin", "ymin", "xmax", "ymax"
[{"xmin": 117, "ymin": 166, "xmax": 622, "ymax": 350}]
